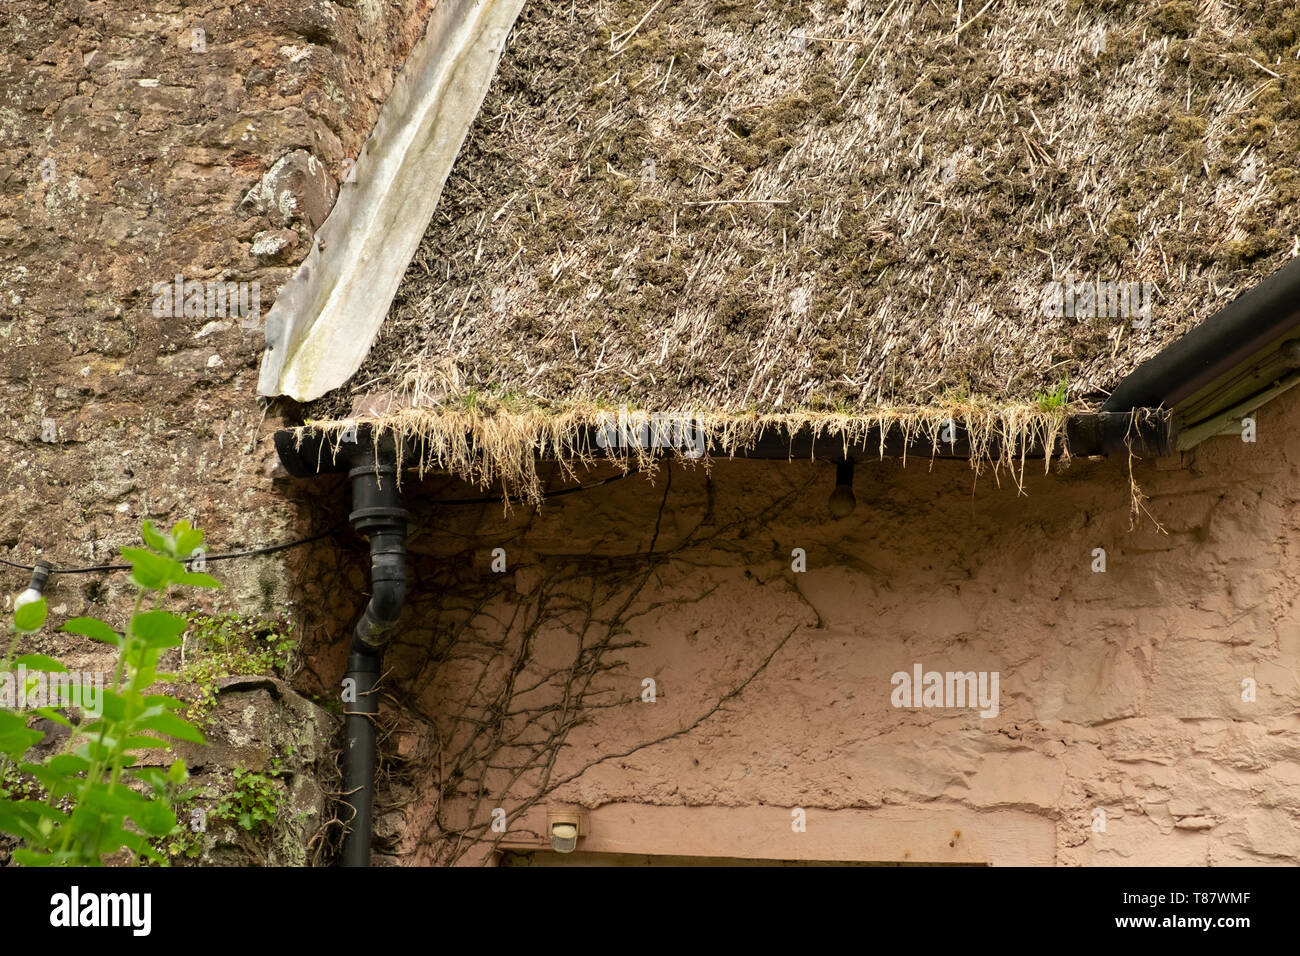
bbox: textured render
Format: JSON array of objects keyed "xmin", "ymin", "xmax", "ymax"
[{"xmin": 283, "ymin": 386, "xmax": 1300, "ymax": 866}]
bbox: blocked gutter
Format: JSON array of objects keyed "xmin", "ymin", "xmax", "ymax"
[
  {"xmin": 271, "ymin": 412, "xmax": 1177, "ymax": 479},
  {"xmin": 257, "ymin": 0, "xmax": 527, "ymax": 402}
]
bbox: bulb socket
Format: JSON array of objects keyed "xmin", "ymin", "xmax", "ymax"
[{"xmin": 828, "ymin": 459, "xmax": 856, "ymax": 517}]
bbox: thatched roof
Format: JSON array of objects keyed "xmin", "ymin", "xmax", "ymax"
[
  {"xmin": 287, "ymin": 0, "xmax": 1300, "ymax": 496},
  {"xmin": 306, "ymin": 0, "xmax": 1298, "ymax": 420}
]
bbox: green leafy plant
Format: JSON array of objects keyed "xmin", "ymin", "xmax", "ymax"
[
  {"xmin": 176, "ymin": 611, "xmax": 296, "ymax": 724},
  {"xmin": 212, "ymin": 768, "xmax": 282, "ymax": 835},
  {"xmin": 0, "ymin": 520, "xmax": 216, "ymax": 865},
  {"xmin": 155, "ymin": 761, "xmax": 289, "ymax": 862},
  {"xmin": 1034, "ymin": 377, "xmax": 1070, "ymax": 412},
  {"xmin": 153, "ymin": 797, "xmax": 207, "ymax": 862}
]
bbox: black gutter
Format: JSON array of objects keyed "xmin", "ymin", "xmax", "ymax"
[
  {"xmin": 273, "ymin": 410, "xmax": 1173, "ymax": 479},
  {"xmin": 1103, "ymin": 257, "xmax": 1300, "ymax": 412},
  {"xmin": 339, "ymin": 436, "xmax": 409, "ymax": 868}
]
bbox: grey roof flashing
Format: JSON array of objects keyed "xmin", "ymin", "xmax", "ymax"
[{"xmin": 258, "ymin": 0, "xmax": 527, "ymax": 402}]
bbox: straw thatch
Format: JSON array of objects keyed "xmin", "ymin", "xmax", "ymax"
[{"xmin": 296, "ymin": 0, "xmax": 1300, "ymax": 493}]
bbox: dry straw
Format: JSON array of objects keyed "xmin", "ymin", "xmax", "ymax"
[
  {"xmin": 295, "ymin": 396, "xmax": 1071, "ymax": 504},
  {"xmin": 307, "ymin": 0, "xmax": 1297, "ymax": 428},
  {"xmin": 297, "ymin": 0, "xmax": 1294, "ymax": 517}
]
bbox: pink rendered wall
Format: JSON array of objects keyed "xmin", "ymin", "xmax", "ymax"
[{"xmin": 349, "ymin": 388, "xmax": 1300, "ymax": 866}]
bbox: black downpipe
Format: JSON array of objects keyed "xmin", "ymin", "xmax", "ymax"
[
  {"xmin": 340, "ymin": 443, "xmax": 409, "ymax": 868},
  {"xmin": 341, "ymin": 644, "xmax": 380, "ymax": 868}
]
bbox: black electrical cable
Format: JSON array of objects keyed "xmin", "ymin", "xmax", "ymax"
[
  {"xmin": 0, "ymin": 520, "xmax": 348, "ymax": 575},
  {"xmin": 0, "ymin": 468, "xmax": 639, "ymax": 575}
]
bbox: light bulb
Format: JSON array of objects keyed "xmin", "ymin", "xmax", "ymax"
[
  {"xmin": 15, "ymin": 561, "xmax": 51, "ymax": 610},
  {"xmin": 828, "ymin": 459, "xmax": 856, "ymax": 518}
]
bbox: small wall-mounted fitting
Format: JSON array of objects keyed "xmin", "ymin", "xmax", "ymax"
[
  {"xmin": 547, "ymin": 808, "xmax": 589, "ymax": 854},
  {"xmin": 828, "ymin": 458, "xmax": 856, "ymax": 518},
  {"xmin": 15, "ymin": 561, "xmax": 52, "ymax": 611}
]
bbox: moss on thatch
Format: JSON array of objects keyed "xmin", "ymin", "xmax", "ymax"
[{"xmin": 297, "ymin": 0, "xmax": 1300, "ymax": 491}]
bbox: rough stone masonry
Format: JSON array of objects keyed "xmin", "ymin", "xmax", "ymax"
[{"xmin": 0, "ymin": 0, "xmax": 441, "ymax": 863}]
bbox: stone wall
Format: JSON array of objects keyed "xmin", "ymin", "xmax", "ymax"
[
  {"xmin": 321, "ymin": 387, "xmax": 1300, "ymax": 865},
  {"xmin": 170, "ymin": 676, "xmax": 336, "ymax": 866},
  {"xmin": 0, "ymin": 0, "xmax": 437, "ymax": 603},
  {"xmin": 0, "ymin": 0, "xmax": 440, "ymax": 864}
]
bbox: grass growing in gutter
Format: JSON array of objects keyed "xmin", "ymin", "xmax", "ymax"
[
  {"xmin": 1034, "ymin": 378, "xmax": 1070, "ymax": 412},
  {"xmin": 299, "ymin": 396, "xmax": 1079, "ymax": 504}
]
